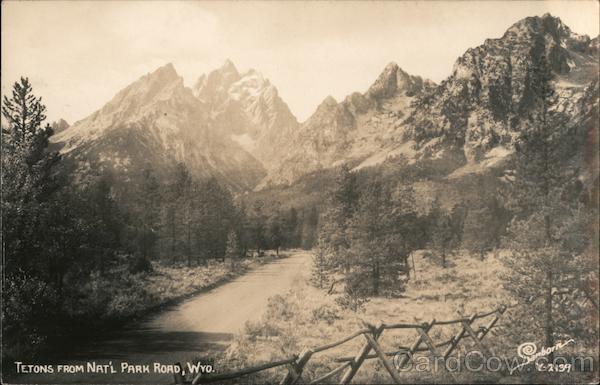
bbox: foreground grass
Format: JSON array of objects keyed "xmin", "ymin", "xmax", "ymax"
[{"xmin": 213, "ymin": 251, "xmax": 597, "ymax": 384}]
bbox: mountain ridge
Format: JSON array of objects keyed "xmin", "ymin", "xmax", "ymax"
[
  {"xmin": 52, "ymin": 63, "xmax": 266, "ymax": 191},
  {"xmin": 52, "ymin": 13, "xmax": 598, "ymax": 193}
]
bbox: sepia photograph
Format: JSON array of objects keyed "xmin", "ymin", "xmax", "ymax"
[{"xmin": 1, "ymin": 1, "xmax": 599, "ymax": 384}]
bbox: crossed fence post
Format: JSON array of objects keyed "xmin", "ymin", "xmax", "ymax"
[
  {"xmin": 362, "ymin": 323, "xmax": 403, "ymax": 384},
  {"xmin": 339, "ymin": 323, "xmax": 384, "ymax": 384},
  {"xmin": 177, "ymin": 306, "xmax": 506, "ymax": 385}
]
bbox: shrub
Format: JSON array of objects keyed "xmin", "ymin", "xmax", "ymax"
[
  {"xmin": 243, "ymin": 320, "xmax": 281, "ymax": 338},
  {"xmin": 311, "ymin": 304, "xmax": 340, "ymax": 325},
  {"xmin": 2, "ymin": 272, "xmax": 60, "ymax": 360},
  {"xmin": 264, "ymin": 295, "xmax": 298, "ymax": 322},
  {"xmin": 128, "ymin": 254, "xmax": 153, "ymax": 274},
  {"xmin": 335, "ymin": 275, "xmax": 370, "ymax": 312}
]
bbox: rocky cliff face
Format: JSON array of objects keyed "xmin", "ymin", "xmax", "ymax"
[
  {"xmin": 50, "ymin": 119, "xmax": 70, "ymax": 134},
  {"xmin": 261, "ymin": 14, "xmax": 598, "ymax": 187},
  {"xmin": 52, "ymin": 63, "xmax": 266, "ymax": 190},
  {"xmin": 260, "ymin": 63, "xmax": 435, "ymax": 187},
  {"xmin": 403, "ymin": 13, "xmax": 598, "ymax": 171},
  {"xmin": 193, "ymin": 60, "xmax": 299, "ymax": 171}
]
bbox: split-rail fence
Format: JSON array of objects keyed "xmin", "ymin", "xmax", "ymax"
[{"xmin": 174, "ymin": 305, "xmax": 506, "ymax": 384}]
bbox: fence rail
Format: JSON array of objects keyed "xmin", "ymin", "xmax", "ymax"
[{"xmin": 174, "ymin": 305, "xmax": 506, "ymax": 385}]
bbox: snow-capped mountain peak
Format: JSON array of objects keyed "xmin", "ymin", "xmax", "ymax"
[
  {"xmin": 229, "ymin": 69, "xmax": 271, "ymax": 100},
  {"xmin": 192, "ymin": 61, "xmax": 298, "ymax": 170},
  {"xmin": 52, "ymin": 62, "xmax": 266, "ymax": 191}
]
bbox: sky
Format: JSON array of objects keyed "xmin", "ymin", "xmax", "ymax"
[{"xmin": 2, "ymin": 1, "xmax": 598, "ymax": 124}]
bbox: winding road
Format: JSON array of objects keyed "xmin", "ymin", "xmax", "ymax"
[{"xmin": 8, "ymin": 251, "xmax": 312, "ymax": 384}]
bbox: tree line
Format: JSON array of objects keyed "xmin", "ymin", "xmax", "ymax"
[
  {"xmin": 1, "ymin": 77, "xmax": 318, "ymax": 361},
  {"xmin": 313, "ymin": 164, "xmax": 509, "ymax": 301},
  {"xmin": 313, "ymin": 55, "xmax": 598, "ymax": 353}
]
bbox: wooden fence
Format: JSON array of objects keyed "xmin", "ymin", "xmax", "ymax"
[{"xmin": 174, "ymin": 305, "xmax": 506, "ymax": 384}]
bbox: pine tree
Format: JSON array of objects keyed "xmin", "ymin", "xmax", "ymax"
[
  {"xmin": 349, "ymin": 178, "xmax": 415, "ymax": 295},
  {"xmin": 310, "ymin": 246, "xmax": 329, "ymax": 289},
  {"xmin": 462, "ymin": 204, "xmax": 490, "ymax": 261},
  {"xmin": 138, "ymin": 169, "xmax": 161, "ymax": 259},
  {"xmin": 391, "ymin": 184, "xmax": 423, "ymax": 277},
  {"xmin": 268, "ymin": 212, "xmax": 283, "ymax": 256},
  {"xmin": 86, "ymin": 176, "xmax": 123, "ymax": 271},
  {"xmin": 165, "ymin": 163, "xmax": 191, "ymax": 260},
  {"xmin": 226, "ymin": 230, "xmax": 240, "ymax": 270},
  {"xmin": 1, "ymin": 77, "xmax": 60, "ymax": 276},
  {"xmin": 251, "ymin": 200, "xmax": 266, "ymax": 255},
  {"xmin": 429, "ymin": 198, "xmax": 454, "ymax": 268},
  {"xmin": 234, "ymin": 202, "xmax": 251, "ymax": 258},
  {"xmin": 334, "ymin": 164, "xmax": 359, "ymax": 219},
  {"xmin": 302, "ymin": 205, "xmax": 319, "ymax": 249},
  {"xmin": 283, "ymin": 207, "xmax": 299, "ymax": 248},
  {"xmin": 501, "ymin": 55, "xmax": 598, "ymax": 352},
  {"xmin": 449, "ymin": 201, "xmax": 467, "ymax": 248},
  {"xmin": 319, "ymin": 164, "xmax": 360, "ymax": 273},
  {"xmin": 189, "ymin": 177, "xmax": 235, "ymax": 264},
  {"xmin": 183, "ymin": 181, "xmax": 197, "ymax": 266}
]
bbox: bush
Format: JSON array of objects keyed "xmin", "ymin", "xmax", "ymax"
[
  {"xmin": 243, "ymin": 320, "xmax": 282, "ymax": 339},
  {"xmin": 311, "ymin": 304, "xmax": 340, "ymax": 325},
  {"xmin": 128, "ymin": 254, "xmax": 153, "ymax": 274},
  {"xmin": 2, "ymin": 272, "xmax": 60, "ymax": 360},
  {"xmin": 264, "ymin": 295, "xmax": 298, "ymax": 322},
  {"xmin": 335, "ymin": 275, "xmax": 370, "ymax": 312}
]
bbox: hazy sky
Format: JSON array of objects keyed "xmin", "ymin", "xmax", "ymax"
[{"xmin": 2, "ymin": 1, "xmax": 598, "ymax": 124}]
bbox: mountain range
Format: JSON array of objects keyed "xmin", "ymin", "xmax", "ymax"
[{"xmin": 52, "ymin": 13, "xmax": 599, "ymax": 194}]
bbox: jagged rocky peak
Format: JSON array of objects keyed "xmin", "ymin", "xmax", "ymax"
[
  {"xmin": 367, "ymin": 62, "xmax": 398, "ymax": 98},
  {"xmin": 54, "ymin": 62, "xmax": 196, "ymax": 147},
  {"xmin": 259, "ymin": 59, "xmax": 441, "ymax": 187},
  {"xmin": 187, "ymin": 59, "xmax": 299, "ymax": 173},
  {"xmin": 306, "ymin": 95, "xmax": 348, "ymax": 122},
  {"xmin": 118, "ymin": 63, "xmax": 184, "ymax": 99},
  {"xmin": 119, "ymin": 62, "xmax": 185, "ymax": 99},
  {"xmin": 447, "ymin": 13, "xmax": 597, "ymax": 94},
  {"xmin": 52, "ymin": 60, "xmax": 266, "ymax": 191},
  {"xmin": 367, "ymin": 62, "xmax": 432, "ymax": 99},
  {"xmin": 228, "ymin": 68, "xmax": 272, "ymax": 100},
  {"xmin": 194, "ymin": 59, "xmax": 242, "ymax": 102},
  {"xmin": 319, "ymin": 95, "xmax": 338, "ymax": 108},
  {"xmin": 405, "ymin": 12, "xmax": 599, "ymax": 168},
  {"xmin": 503, "ymin": 12, "xmax": 591, "ymax": 50},
  {"xmin": 136, "ymin": 63, "xmax": 181, "ymax": 89},
  {"xmin": 491, "ymin": 13, "xmax": 595, "ymax": 74},
  {"xmin": 505, "ymin": 13, "xmax": 570, "ymax": 38},
  {"xmin": 51, "ymin": 119, "xmax": 70, "ymax": 134},
  {"xmin": 221, "ymin": 58, "xmax": 238, "ymax": 73},
  {"xmin": 148, "ymin": 62, "xmax": 180, "ymax": 81},
  {"xmin": 69, "ymin": 62, "xmax": 190, "ymax": 127}
]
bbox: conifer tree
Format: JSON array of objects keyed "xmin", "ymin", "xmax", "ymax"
[
  {"xmin": 226, "ymin": 230, "xmax": 241, "ymax": 270},
  {"xmin": 251, "ymin": 200, "xmax": 266, "ymax": 255},
  {"xmin": 268, "ymin": 212, "xmax": 283, "ymax": 256},
  {"xmin": 164, "ymin": 163, "xmax": 191, "ymax": 259},
  {"xmin": 2, "ymin": 77, "xmax": 60, "ymax": 276},
  {"xmin": 501, "ymin": 55, "xmax": 598, "ymax": 351},
  {"xmin": 310, "ymin": 246, "xmax": 329, "ymax": 289},
  {"xmin": 429, "ymin": 198, "xmax": 454, "ymax": 268},
  {"xmin": 139, "ymin": 168, "xmax": 161, "ymax": 259},
  {"xmin": 320, "ymin": 164, "xmax": 359, "ymax": 272},
  {"xmin": 283, "ymin": 207, "xmax": 299, "ymax": 248}
]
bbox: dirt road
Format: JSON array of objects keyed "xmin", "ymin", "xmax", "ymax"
[{"xmin": 7, "ymin": 251, "xmax": 312, "ymax": 384}]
